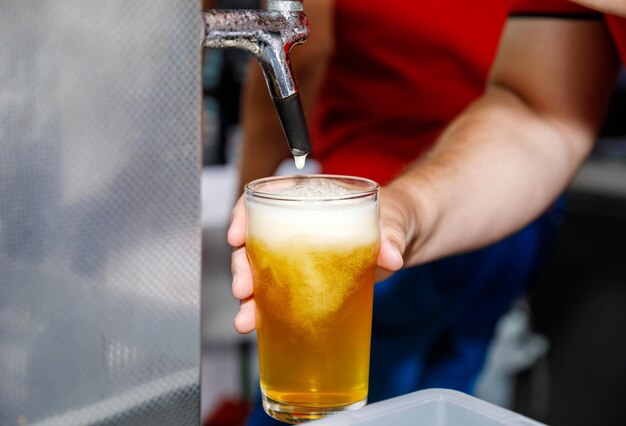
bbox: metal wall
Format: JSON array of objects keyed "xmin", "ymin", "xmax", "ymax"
[{"xmin": 0, "ymin": 1, "xmax": 202, "ymax": 424}]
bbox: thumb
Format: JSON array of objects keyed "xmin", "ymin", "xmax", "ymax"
[
  {"xmin": 378, "ymin": 236, "xmax": 404, "ymax": 272},
  {"xmin": 375, "ymin": 236, "xmax": 404, "ymax": 282},
  {"xmin": 375, "ymin": 187, "xmax": 413, "ymax": 279}
]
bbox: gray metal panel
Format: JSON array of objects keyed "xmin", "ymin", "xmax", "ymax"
[{"xmin": 0, "ymin": 1, "xmax": 202, "ymax": 425}]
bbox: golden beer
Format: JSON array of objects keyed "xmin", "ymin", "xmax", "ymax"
[{"xmin": 245, "ymin": 175, "xmax": 380, "ymax": 423}]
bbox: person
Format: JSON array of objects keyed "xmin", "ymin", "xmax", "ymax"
[{"xmin": 228, "ymin": 0, "xmax": 624, "ymax": 423}]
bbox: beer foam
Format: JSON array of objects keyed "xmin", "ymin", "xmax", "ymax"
[
  {"xmin": 277, "ymin": 177, "xmax": 354, "ymax": 198},
  {"xmin": 247, "ymin": 200, "xmax": 379, "ymax": 246},
  {"xmin": 247, "ymin": 178, "xmax": 379, "ymax": 246}
]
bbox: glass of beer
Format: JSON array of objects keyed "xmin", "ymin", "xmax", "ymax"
[{"xmin": 244, "ymin": 175, "xmax": 380, "ymax": 424}]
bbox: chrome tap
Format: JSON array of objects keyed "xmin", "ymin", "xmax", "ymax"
[{"xmin": 203, "ymin": 0, "xmax": 311, "ymax": 162}]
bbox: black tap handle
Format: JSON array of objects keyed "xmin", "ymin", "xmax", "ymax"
[{"xmin": 273, "ymin": 93, "xmax": 311, "ymax": 156}]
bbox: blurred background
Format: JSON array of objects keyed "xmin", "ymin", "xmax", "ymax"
[{"xmin": 200, "ymin": 1, "xmax": 626, "ymax": 425}]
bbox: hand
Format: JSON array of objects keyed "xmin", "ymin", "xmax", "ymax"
[
  {"xmin": 227, "ymin": 195, "xmax": 256, "ymax": 334},
  {"xmin": 375, "ymin": 186, "xmax": 413, "ymax": 280},
  {"xmin": 227, "ymin": 185, "xmax": 413, "ymax": 334}
]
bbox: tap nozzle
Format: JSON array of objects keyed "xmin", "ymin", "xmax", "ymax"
[
  {"xmin": 267, "ymin": 0, "xmax": 304, "ymax": 12},
  {"xmin": 203, "ymin": 3, "xmax": 311, "ymax": 159}
]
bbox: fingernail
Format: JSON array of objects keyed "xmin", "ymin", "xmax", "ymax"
[{"xmin": 387, "ymin": 240, "xmax": 404, "ymax": 269}]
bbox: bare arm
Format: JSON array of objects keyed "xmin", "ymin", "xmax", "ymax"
[
  {"xmin": 383, "ymin": 18, "xmax": 620, "ymax": 267},
  {"xmin": 569, "ymin": 0, "xmax": 626, "ymax": 16},
  {"xmin": 237, "ymin": 0, "xmax": 334, "ymax": 192}
]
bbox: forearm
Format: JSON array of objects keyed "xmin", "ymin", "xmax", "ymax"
[
  {"xmin": 389, "ymin": 85, "xmax": 595, "ymax": 266},
  {"xmin": 381, "ymin": 17, "xmax": 620, "ymax": 268}
]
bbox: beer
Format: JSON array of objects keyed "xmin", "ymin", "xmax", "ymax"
[{"xmin": 245, "ymin": 175, "xmax": 380, "ymax": 423}]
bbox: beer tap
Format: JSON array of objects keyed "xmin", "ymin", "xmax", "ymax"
[{"xmin": 203, "ymin": 0, "xmax": 311, "ymax": 167}]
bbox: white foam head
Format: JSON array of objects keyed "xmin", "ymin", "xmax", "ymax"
[
  {"xmin": 276, "ymin": 177, "xmax": 353, "ymax": 197},
  {"xmin": 247, "ymin": 178, "xmax": 379, "ymax": 246}
]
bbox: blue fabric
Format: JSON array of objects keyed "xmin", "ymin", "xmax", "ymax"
[{"xmin": 247, "ymin": 207, "xmax": 561, "ymax": 425}]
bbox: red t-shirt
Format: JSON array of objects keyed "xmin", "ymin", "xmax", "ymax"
[
  {"xmin": 309, "ymin": 0, "xmax": 605, "ymax": 185},
  {"xmin": 606, "ymin": 15, "xmax": 626, "ymax": 63}
]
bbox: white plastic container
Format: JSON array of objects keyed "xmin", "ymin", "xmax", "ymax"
[{"xmin": 312, "ymin": 389, "xmax": 546, "ymax": 426}]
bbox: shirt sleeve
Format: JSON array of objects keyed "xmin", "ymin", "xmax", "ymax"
[{"xmin": 510, "ymin": 0, "xmax": 600, "ymax": 17}]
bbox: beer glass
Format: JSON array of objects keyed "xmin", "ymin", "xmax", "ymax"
[{"xmin": 245, "ymin": 175, "xmax": 380, "ymax": 423}]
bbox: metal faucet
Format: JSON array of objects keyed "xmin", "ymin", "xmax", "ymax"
[{"xmin": 203, "ymin": 0, "xmax": 311, "ymax": 161}]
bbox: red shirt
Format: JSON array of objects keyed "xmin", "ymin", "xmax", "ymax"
[
  {"xmin": 310, "ymin": 0, "xmax": 605, "ymax": 185},
  {"xmin": 311, "ymin": 0, "xmax": 509, "ymax": 185},
  {"xmin": 606, "ymin": 15, "xmax": 626, "ymax": 63}
]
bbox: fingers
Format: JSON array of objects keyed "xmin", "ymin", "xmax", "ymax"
[
  {"xmin": 229, "ymin": 195, "xmax": 256, "ymax": 333},
  {"xmin": 231, "ymin": 246, "xmax": 253, "ymax": 300},
  {"xmin": 227, "ymin": 195, "xmax": 247, "ymax": 248},
  {"xmin": 234, "ymin": 297, "xmax": 257, "ymax": 334},
  {"xmin": 231, "ymin": 245, "xmax": 256, "ymax": 334}
]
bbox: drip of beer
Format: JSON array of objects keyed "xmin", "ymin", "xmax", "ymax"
[{"xmin": 294, "ymin": 153, "xmax": 307, "ymax": 170}]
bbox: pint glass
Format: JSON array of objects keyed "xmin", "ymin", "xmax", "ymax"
[{"xmin": 245, "ymin": 175, "xmax": 380, "ymax": 423}]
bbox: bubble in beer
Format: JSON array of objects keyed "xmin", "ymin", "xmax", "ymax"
[{"xmin": 278, "ymin": 178, "xmax": 354, "ymax": 198}]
